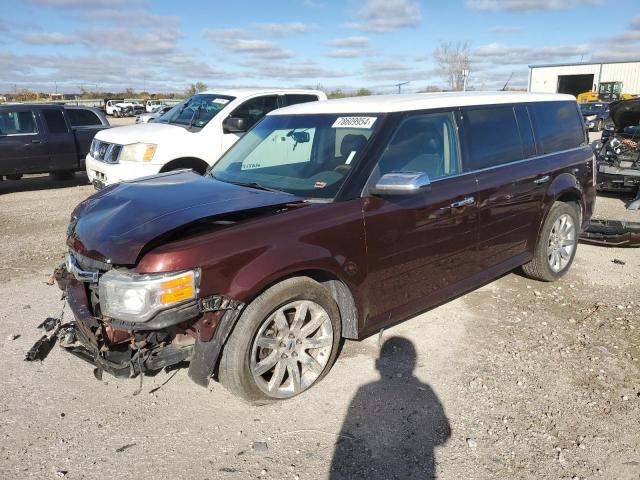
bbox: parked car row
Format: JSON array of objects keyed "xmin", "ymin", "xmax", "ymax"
[
  {"xmin": 135, "ymin": 105, "xmax": 172, "ymax": 124},
  {"xmin": 30, "ymin": 91, "xmax": 598, "ymax": 404}
]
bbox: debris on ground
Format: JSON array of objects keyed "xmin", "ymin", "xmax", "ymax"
[{"xmin": 580, "ymin": 219, "xmax": 640, "ymax": 247}]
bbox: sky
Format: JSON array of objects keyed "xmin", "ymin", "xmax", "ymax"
[{"xmin": 1, "ymin": 0, "xmax": 639, "ymax": 94}]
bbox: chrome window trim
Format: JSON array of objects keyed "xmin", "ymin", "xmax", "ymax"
[{"xmin": 361, "ymin": 144, "xmax": 589, "ymax": 195}]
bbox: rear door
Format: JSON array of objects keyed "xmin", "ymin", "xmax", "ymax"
[
  {"xmin": 461, "ymin": 104, "xmax": 547, "ymax": 270},
  {"xmin": 0, "ymin": 108, "xmax": 48, "ymax": 175},
  {"xmin": 41, "ymin": 107, "xmax": 77, "ymax": 171},
  {"xmin": 362, "ymin": 111, "xmax": 480, "ymax": 329},
  {"xmin": 65, "ymin": 108, "xmax": 108, "ymax": 162}
]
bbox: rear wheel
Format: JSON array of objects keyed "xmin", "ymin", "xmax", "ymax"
[
  {"xmin": 595, "ymin": 119, "xmax": 603, "ymax": 132},
  {"xmin": 219, "ymin": 277, "xmax": 341, "ymax": 403},
  {"xmin": 522, "ymin": 202, "xmax": 579, "ymax": 282}
]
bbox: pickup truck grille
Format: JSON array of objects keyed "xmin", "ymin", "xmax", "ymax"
[{"xmin": 90, "ymin": 139, "xmax": 122, "ymax": 164}]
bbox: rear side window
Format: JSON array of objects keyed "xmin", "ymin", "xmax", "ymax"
[
  {"xmin": 0, "ymin": 111, "xmax": 37, "ymax": 135},
  {"xmin": 462, "ymin": 106, "xmax": 523, "ymax": 171},
  {"xmin": 42, "ymin": 109, "xmax": 68, "ymax": 134},
  {"xmin": 66, "ymin": 109, "xmax": 102, "ymax": 127},
  {"xmin": 529, "ymin": 101, "xmax": 585, "ymax": 154},
  {"xmin": 284, "ymin": 94, "xmax": 318, "ymax": 107}
]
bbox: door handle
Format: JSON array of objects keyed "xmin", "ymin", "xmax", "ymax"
[
  {"xmin": 533, "ymin": 175, "xmax": 550, "ymax": 184},
  {"xmin": 31, "ymin": 139, "xmax": 42, "ymax": 144},
  {"xmin": 450, "ymin": 196, "xmax": 475, "ymax": 208}
]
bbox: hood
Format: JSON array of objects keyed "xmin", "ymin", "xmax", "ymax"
[
  {"xmin": 68, "ymin": 171, "xmax": 303, "ymax": 265},
  {"xmin": 609, "ymin": 98, "xmax": 640, "ymax": 129},
  {"xmin": 95, "ymin": 122, "xmax": 188, "ymax": 144}
]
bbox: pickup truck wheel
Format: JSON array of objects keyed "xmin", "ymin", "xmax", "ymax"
[
  {"xmin": 219, "ymin": 277, "xmax": 341, "ymax": 403},
  {"xmin": 50, "ymin": 170, "xmax": 75, "ymax": 181},
  {"xmin": 522, "ymin": 202, "xmax": 579, "ymax": 282}
]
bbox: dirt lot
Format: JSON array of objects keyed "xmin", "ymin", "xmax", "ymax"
[{"xmin": 0, "ymin": 161, "xmax": 639, "ymax": 478}]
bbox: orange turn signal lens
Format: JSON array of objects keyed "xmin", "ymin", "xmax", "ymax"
[{"xmin": 159, "ymin": 273, "xmax": 195, "ymax": 305}]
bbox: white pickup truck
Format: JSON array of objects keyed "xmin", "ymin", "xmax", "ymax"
[{"xmin": 86, "ymin": 88, "xmax": 326, "ymax": 188}]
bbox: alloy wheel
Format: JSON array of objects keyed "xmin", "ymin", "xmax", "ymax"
[
  {"xmin": 546, "ymin": 213, "xmax": 576, "ymax": 272},
  {"xmin": 250, "ymin": 300, "xmax": 334, "ymax": 398}
]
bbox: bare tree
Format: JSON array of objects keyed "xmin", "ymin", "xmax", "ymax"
[
  {"xmin": 185, "ymin": 82, "xmax": 208, "ymax": 96},
  {"xmin": 433, "ymin": 41, "xmax": 471, "ymax": 91}
]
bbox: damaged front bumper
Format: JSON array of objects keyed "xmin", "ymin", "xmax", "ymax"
[{"xmin": 26, "ymin": 264, "xmax": 244, "ymax": 386}]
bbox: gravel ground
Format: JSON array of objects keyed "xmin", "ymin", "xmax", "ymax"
[{"xmin": 0, "ymin": 148, "xmax": 638, "ymax": 479}]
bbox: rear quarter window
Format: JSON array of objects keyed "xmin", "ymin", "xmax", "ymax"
[{"xmin": 529, "ymin": 101, "xmax": 585, "ymax": 154}]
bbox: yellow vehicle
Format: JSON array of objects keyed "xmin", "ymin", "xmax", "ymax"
[{"xmin": 578, "ymin": 81, "xmax": 635, "ymax": 103}]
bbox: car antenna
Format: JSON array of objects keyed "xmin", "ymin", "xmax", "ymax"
[{"xmin": 501, "ymin": 72, "xmax": 514, "ymax": 91}]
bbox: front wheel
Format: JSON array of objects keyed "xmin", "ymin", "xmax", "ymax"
[
  {"xmin": 522, "ymin": 202, "xmax": 579, "ymax": 282},
  {"xmin": 219, "ymin": 277, "xmax": 341, "ymax": 403}
]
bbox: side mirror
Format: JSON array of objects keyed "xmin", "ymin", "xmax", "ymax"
[
  {"xmin": 287, "ymin": 131, "xmax": 310, "ymax": 143},
  {"xmin": 223, "ymin": 117, "xmax": 247, "ymax": 133},
  {"xmin": 370, "ymin": 172, "xmax": 431, "ymax": 196}
]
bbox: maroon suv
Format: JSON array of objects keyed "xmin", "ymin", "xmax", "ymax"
[{"xmin": 44, "ymin": 92, "xmax": 595, "ymax": 402}]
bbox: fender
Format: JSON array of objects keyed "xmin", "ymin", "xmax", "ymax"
[{"xmin": 536, "ymin": 172, "xmax": 584, "ymax": 243}]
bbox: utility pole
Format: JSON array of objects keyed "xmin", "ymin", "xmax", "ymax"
[
  {"xmin": 394, "ymin": 81, "xmax": 410, "ymax": 94},
  {"xmin": 462, "ymin": 69, "xmax": 470, "ymax": 92}
]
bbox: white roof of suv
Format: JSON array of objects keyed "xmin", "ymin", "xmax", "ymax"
[
  {"xmin": 200, "ymin": 88, "xmax": 326, "ymax": 99},
  {"xmin": 270, "ymin": 91, "xmax": 575, "ymax": 115}
]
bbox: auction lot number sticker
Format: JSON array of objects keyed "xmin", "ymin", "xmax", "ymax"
[{"xmin": 332, "ymin": 116, "xmax": 377, "ymax": 129}]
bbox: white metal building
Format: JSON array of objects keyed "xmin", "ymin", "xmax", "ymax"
[{"xmin": 528, "ymin": 60, "xmax": 640, "ymax": 98}]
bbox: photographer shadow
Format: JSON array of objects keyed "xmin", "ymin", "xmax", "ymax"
[{"xmin": 329, "ymin": 336, "xmax": 451, "ymax": 480}]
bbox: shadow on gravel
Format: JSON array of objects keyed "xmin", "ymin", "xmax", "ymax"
[
  {"xmin": 330, "ymin": 337, "xmax": 451, "ymax": 480},
  {"xmin": 0, "ymin": 172, "xmax": 89, "ymax": 195}
]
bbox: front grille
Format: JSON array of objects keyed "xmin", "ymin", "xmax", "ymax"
[{"xmin": 90, "ymin": 139, "xmax": 122, "ymax": 164}]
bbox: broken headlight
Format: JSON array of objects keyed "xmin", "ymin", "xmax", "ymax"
[{"xmin": 98, "ymin": 269, "xmax": 200, "ymax": 322}]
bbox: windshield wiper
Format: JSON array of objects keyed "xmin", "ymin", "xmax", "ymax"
[
  {"xmin": 222, "ymin": 179, "xmax": 289, "ymax": 194},
  {"xmin": 188, "ymin": 105, "xmax": 203, "ymax": 130}
]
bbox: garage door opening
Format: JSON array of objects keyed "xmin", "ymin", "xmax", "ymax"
[{"xmin": 557, "ymin": 74, "xmax": 595, "ymax": 97}]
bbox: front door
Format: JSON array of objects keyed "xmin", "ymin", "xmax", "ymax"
[
  {"xmin": 0, "ymin": 109, "xmax": 48, "ymax": 175},
  {"xmin": 221, "ymin": 95, "xmax": 280, "ymax": 154},
  {"xmin": 362, "ymin": 111, "xmax": 480, "ymax": 330}
]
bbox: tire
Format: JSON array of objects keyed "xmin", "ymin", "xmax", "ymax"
[
  {"xmin": 521, "ymin": 202, "xmax": 579, "ymax": 282},
  {"xmin": 49, "ymin": 170, "xmax": 75, "ymax": 181},
  {"xmin": 596, "ymin": 119, "xmax": 603, "ymax": 132},
  {"xmin": 219, "ymin": 277, "xmax": 342, "ymax": 403}
]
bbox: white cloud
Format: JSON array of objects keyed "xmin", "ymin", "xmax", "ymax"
[
  {"xmin": 487, "ymin": 25, "xmax": 522, "ymax": 34},
  {"xmin": 326, "ymin": 36, "xmax": 371, "ymax": 48},
  {"xmin": 466, "ymin": 0, "xmax": 602, "ymax": 11},
  {"xmin": 474, "ymin": 42, "xmax": 590, "ymax": 65},
  {"xmin": 256, "ymin": 22, "xmax": 313, "ymax": 37},
  {"xmin": 202, "ymin": 29, "xmax": 294, "ymax": 59},
  {"xmin": 349, "ymin": 0, "xmax": 421, "ymax": 33},
  {"xmin": 80, "ymin": 27, "xmax": 180, "ymax": 56},
  {"xmin": 22, "ymin": 31, "xmax": 78, "ymax": 45}
]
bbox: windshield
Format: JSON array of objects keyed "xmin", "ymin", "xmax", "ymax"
[
  {"xmin": 156, "ymin": 94, "xmax": 235, "ymax": 128},
  {"xmin": 580, "ymin": 103, "xmax": 608, "ymax": 113},
  {"xmin": 210, "ymin": 114, "xmax": 380, "ymax": 200}
]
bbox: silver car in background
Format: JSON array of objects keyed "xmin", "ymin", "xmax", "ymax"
[{"xmin": 135, "ymin": 105, "xmax": 171, "ymax": 124}]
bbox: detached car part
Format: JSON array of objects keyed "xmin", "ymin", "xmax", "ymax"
[{"xmin": 580, "ymin": 219, "xmax": 640, "ymax": 247}]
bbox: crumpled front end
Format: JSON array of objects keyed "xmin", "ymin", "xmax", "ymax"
[{"xmin": 28, "ymin": 252, "xmax": 244, "ymax": 386}]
